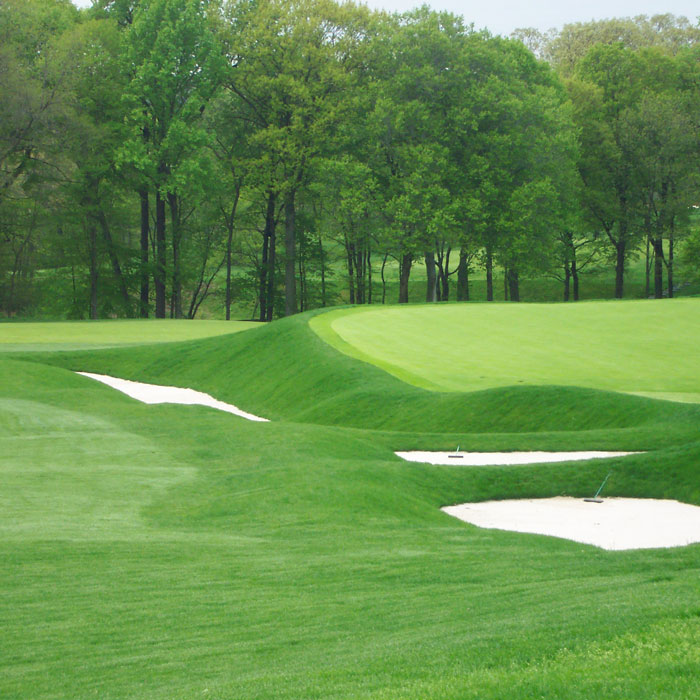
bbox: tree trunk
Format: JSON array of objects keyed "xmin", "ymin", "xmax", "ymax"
[
  {"xmin": 507, "ymin": 268, "xmax": 520, "ymax": 302},
  {"xmin": 485, "ymin": 248, "xmax": 493, "ymax": 301},
  {"xmin": 380, "ymin": 252, "xmax": 388, "ymax": 305},
  {"xmin": 504, "ymin": 266, "xmax": 509, "ymax": 301},
  {"xmin": 563, "ymin": 260, "xmax": 570, "ymax": 301},
  {"xmin": 139, "ymin": 187, "xmax": 149, "ymax": 317},
  {"xmin": 457, "ymin": 246, "xmax": 469, "ymax": 301},
  {"xmin": 652, "ymin": 238, "xmax": 664, "ymax": 299},
  {"xmin": 97, "ymin": 210, "xmax": 131, "ymax": 316},
  {"xmin": 668, "ymin": 227, "xmax": 674, "ymax": 298},
  {"xmin": 425, "ymin": 251, "xmax": 437, "ymax": 302},
  {"xmin": 572, "ymin": 258, "xmax": 580, "ymax": 301},
  {"xmin": 259, "ymin": 192, "xmax": 276, "ymax": 322},
  {"xmin": 88, "ymin": 223, "xmax": 98, "ymax": 320},
  {"xmin": 398, "ymin": 253, "xmax": 412, "ymax": 303},
  {"xmin": 319, "ymin": 237, "xmax": 326, "ymax": 307},
  {"xmin": 355, "ymin": 244, "xmax": 365, "ymax": 304},
  {"xmin": 284, "ymin": 189, "xmax": 297, "ymax": 316},
  {"xmin": 645, "ymin": 236, "xmax": 651, "ymax": 298},
  {"xmin": 440, "ymin": 247, "xmax": 450, "ymax": 301},
  {"xmin": 298, "ymin": 245, "xmax": 306, "ymax": 312},
  {"xmin": 345, "ymin": 235, "xmax": 355, "ymax": 304},
  {"xmin": 168, "ymin": 192, "xmax": 183, "ymax": 319},
  {"xmin": 155, "ymin": 188, "xmax": 166, "ymax": 318},
  {"xmin": 225, "ymin": 186, "xmax": 241, "ymax": 321},
  {"xmin": 366, "ymin": 246, "xmax": 372, "ymax": 304},
  {"xmin": 614, "ymin": 238, "xmax": 625, "ymax": 299},
  {"xmin": 266, "ymin": 223, "xmax": 276, "ymax": 322}
]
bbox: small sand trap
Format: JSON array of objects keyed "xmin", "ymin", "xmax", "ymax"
[
  {"xmin": 443, "ymin": 497, "xmax": 700, "ymax": 550},
  {"xmin": 396, "ymin": 451, "xmax": 640, "ymax": 466},
  {"xmin": 77, "ymin": 372, "xmax": 269, "ymax": 422}
]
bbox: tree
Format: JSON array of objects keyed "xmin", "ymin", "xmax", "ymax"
[
  {"xmin": 222, "ymin": 0, "xmax": 374, "ymax": 316},
  {"xmin": 121, "ymin": 0, "xmax": 224, "ymax": 318}
]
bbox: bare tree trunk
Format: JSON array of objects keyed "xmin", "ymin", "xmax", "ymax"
[
  {"xmin": 168, "ymin": 192, "xmax": 183, "ymax": 319},
  {"xmin": 398, "ymin": 253, "xmax": 412, "ymax": 303},
  {"xmin": 614, "ymin": 237, "xmax": 625, "ymax": 299},
  {"xmin": 507, "ymin": 268, "xmax": 520, "ymax": 302},
  {"xmin": 345, "ymin": 235, "xmax": 355, "ymax": 304},
  {"xmin": 439, "ymin": 247, "xmax": 451, "ymax": 301},
  {"xmin": 224, "ymin": 185, "xmax": 241, "ymax": 321},
  {"xmin": 355, "ymin": 244, "xmax": 365, "ymax": 304},
  {"xmin": 457, "ymin": 246, "xmax": 469, "ymax": 301},
  {"xmin": 97, "ymin": 210, "xmax": 131, "ymax": 316},
  {"xmin": 485, "ymin": 247, "xmax": 493, "ymax": 301},
  {"xmin": 652, "ymin": 238, "xmax": 664, "ymax": 299},
  {"xmin": 319, "ymin": 236, "xmax": 326, "ymax": 307},
  {"xmin": 380, "ymin": 252, "xmax": 388, "ymax": 305},
  {"xmin": 645, "ymin": 236, "xmax": 651, "ymax": 298},
  {"xmin": 366, "ymin": 246, "xmax": 372, "ymax": 304},
  {"xmin": 425, "ymin": 251, "xmax": 437, "ymax": 302},
  {"xmin": 668, "ymin": 226, "xmax": 674, "ymax": 298},
  {"xmin": 139, "ymin": 187, "xmax": 149, "ymax": 317},
  {"xmin": 259, "ymin": 192, "xmax": 276, "ymax": 322},
  {"xmin": 266, "ymin": 223, "xmax": 276, "ymax": 322},
  {"xmin": 284, "ymin": 189, "xmax": 297, "ymax": 316},
  {"xmin": 155, "ymin": 187, "xmax": 166, "ymax": 318},
  {"xmin": 298, "ymin": 246, "xmax": 305, "ymax": 312},
  {"xmin": 88, "ymin": 223, "xmax": 98, "ymax": 320}
]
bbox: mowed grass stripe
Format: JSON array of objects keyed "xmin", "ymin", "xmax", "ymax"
[
  {"xmin": 311, "ymin": 299, "xmax": 700, "ymax": 399},
  {"xmin": 0, "ymin": 318, "xmax": 258, "ymax": 352},
  {"xmin": 3, "ymin": 305, "xmax": 700, "ymax": 698}
]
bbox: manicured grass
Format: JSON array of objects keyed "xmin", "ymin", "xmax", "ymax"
[
  {"xmin": 3, "ymin": 304, "xmax": 700, "ymax": 699},
  {"xmin": 311, "ymin": 299, "xmax": 700, "ymax": 401},
  {"xmin": 0, "ymin": 318, "xmax": 258, "ymax": 352}
]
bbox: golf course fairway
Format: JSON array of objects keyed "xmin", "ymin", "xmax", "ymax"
[
  {"xmin": 311, "ymin": 299, "xmax": 700, "ymax": 401},
  {"xmin": 3, "ymin": 301, "xmax": 700, "ymax": 699}
]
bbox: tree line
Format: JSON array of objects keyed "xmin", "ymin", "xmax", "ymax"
[{"xmin": 2, "ymin": 0, "xmax": 700, "ymax": 319}]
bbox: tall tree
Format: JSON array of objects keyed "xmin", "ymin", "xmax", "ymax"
[
  {"xmin": 121, "ymin": 0, "xmax": 223, "ymax": 318},
  {"xmin": 223, "ymin": 0, "xmax": 373, "ymax": 316}
]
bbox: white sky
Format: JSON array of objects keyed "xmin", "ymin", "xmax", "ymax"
[{"xmin": 71, "ymin": 0, "xmax": 699, "ymax": 37}]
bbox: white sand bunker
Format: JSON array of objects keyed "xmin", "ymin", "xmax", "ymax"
[
  {"xmin": 77, "ymin": 372, "xmax": 268, "ymax": 422},
  {"xmin": 443, "ymin": 497, "xmax": 700, "ymax": 550},
  {"xmin": 396, "ymin": 451, "xmax": 640, "ymax": 466}
]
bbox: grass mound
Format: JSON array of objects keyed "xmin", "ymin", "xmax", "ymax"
[
  {"xmin": 16, "ymin": 308, "xmax": 700, "ymax": 438},
  {"xmin": 3, "ymin": 304, "xmax": 700, "ymax": 699}
]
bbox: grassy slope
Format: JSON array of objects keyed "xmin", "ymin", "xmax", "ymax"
[
  {"xmin": 3, "ymin": 307, "xmax": 700, "ymax": 699},
  {"xmin": 18, "ymin": 309, "xmax": 700, "ymax": 440}
]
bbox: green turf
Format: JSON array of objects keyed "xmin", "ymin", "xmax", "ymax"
[
  {"xmin": 311, "ymin": 299, "xmax": 700, "ymax": 402},
  {"xmin": 0, "ymin": 318, "xmax": 258, "ymax": 352},
  {"xmin": 3, "ymin": 304, "xmax": 700, "ymax": 699}
]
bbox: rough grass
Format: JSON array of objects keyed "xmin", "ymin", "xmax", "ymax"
[{"xmin": 3, "ymin": 304, "xmax": 700, "ymax": 699}]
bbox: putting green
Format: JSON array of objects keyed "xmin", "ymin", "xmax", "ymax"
[
  {"xmin": 310, "ymin": 299, "xmax": 700, "ymax": 401},
  {"xmin": 0, "ymin": 319, "xmax": 258, "ymax": 352}
]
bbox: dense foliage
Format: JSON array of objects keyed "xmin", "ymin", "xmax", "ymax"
[{"xmin": 1, "ymin": 1, "xmax": 699, "ymax": 318}]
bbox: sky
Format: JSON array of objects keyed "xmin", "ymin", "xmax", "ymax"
[{"xmin": 70, "ymin": 0, "xmax": 699, "ymax": 37}]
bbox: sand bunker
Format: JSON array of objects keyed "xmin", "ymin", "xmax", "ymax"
[
  {"xmin": 396, "ymin": 451, "xmax": 640, "ymax": 466},
  {"xmin": 77, "ymin": 372, "xmax": 269, "ymax": 422},
  {"xmin": 443, "ymin": 497, "xmax": 700, "ymax": 550}
]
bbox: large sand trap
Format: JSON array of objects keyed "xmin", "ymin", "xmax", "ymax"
[
  {"xmin": 442, "ymin": 497, "xmax": 700, "ymax": 550},
  {"xmin": 396, "ymin": 451, "xmax": 640, "ymax": 466},
  {"xmin": 77, "ymin": 372, "xmax": 269, "ymax": 422}
]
